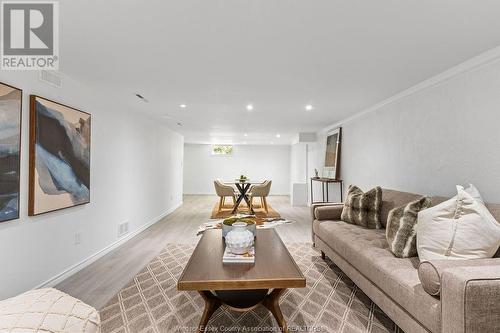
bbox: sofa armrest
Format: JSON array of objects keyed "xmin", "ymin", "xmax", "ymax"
[
  {"xmin": 310, "ymin": 202, "xmax": 340, "ymax": 219},
  {"xmin": 418, "ymin": 258, "xmax": 500, "ymax": 296},
  {"xmin": 441, "ymin": 261, "xmax": 500, "ymax": 333},
  {"xmin": 311, "ymin": 203, "xmax": 344, "ymax": 220}
]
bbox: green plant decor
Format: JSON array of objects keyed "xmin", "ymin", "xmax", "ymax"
[{"xmin": 223, "ymin": 217, "xmax": 255, "ymax": 226}]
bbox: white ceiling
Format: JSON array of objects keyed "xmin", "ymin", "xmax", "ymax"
[{"xmin": 60, "ymin": 1, "xmax": 500, "ymax": 144}]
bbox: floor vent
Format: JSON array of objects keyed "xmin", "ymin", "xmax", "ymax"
[
  {"xmin": 39, "ymin": 70, "xmax": 62, "ymax": 88},
  {"xmin": 118, "ymin": 222, "xmax": 129, "ymax": 238}
]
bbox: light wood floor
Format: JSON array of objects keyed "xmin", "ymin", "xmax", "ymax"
[{"xmin": 56, "ymin": 195, "xmax": 312, "ymax": 310}]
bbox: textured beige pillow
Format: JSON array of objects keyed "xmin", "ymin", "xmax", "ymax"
[
  {"xmin": 386, "ymin": 196, "xmax": 431, "ymax": 258},
  {"xmin": 341, "ymin": 185, "xmax": 382, "ymax": 229},
  {"xmin": 417, "ymin": 185, "xmax": 500, "ymax": 261},
  {"xmin": 0, "ymin": 288, "xmax": 100, "ymax": 332}
]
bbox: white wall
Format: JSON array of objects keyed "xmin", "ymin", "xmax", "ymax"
[
  {"xmin": 183, "ymin": 144, "xmax": 290, "ymax": 195},
  {"xmin": 0, "ymin": 71, "xmax": 184, "ymax": 300},
  {"xmin": 314, "ymin": 56, "xmax": 500, "ymax": 203},
  {"xmin": 306, "ymin": 141, "xmax": 339, "ymax": 204},
  {"xmin": 290, "ymin": 143, "xmax": 307, "ymax": 185},
  {"xmin": 290, "ymin": 143, "xmax": 309, "ymax": 206}
]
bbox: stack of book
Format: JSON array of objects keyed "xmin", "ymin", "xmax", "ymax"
[{"xmin": 223, "ymin": 246, "xmax": 255, "ymax": 264}]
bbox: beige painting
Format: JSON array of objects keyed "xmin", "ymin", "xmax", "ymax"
[{"xmin": 323, "ymin": 128, "xmax": 341, "ymax": 179}]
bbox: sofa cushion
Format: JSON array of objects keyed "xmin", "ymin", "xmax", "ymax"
[
  {"xmin": 369, "ymin": 187, "xmax": 498, "ymax": 228},
  {"xmin": 418, "ymin": 261, "xmax": 443, "ymax": 296},
  {"xmin": 315, "ymin": 220, "xmax": 441, "ymax": 333},
  {"xmin": 341, "ymin": 185, "xmax": 382, "ymax": 229},
  {"xmin": 380, "ymin": 189, "xmax": 424, "ymax": 228},
  {"xmin": 0, "ymin": 288, "xmax": 100, "ymax": 332},
  {"xmin": 484, "ymin": 202, "xmax": 500, "ymax": 258},
  {"xmin": 386, "ymin": 196, "xmax": 432, "ymax": 258},
  {"xmin": 417, "ymin": 185, "xmax": 500, "ymax": 261},
  {"xmin": 418, "ymin": 258, "xmax": 500, "ymax": 296}
]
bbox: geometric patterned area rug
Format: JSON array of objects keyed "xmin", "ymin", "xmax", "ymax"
[{"xmin": 100, "ymin": 243, "xmax": 403, "ymax": 333}]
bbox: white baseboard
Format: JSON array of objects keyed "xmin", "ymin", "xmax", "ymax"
[{"xmin": 35, "ymin": 201, "xmax": 183, "ymax": 289}]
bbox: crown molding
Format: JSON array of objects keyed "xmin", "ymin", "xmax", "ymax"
[{"xmin": 320, "ymin": 45, "xmax": 500, "ymax": 134}]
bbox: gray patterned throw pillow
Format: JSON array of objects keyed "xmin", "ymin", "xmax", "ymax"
[
  {"xmin": 341, "ymin": 185, "xmax": 382, "ymax": 229},
  {"xmin": 386, "ymin": 196, "xmax": 432, "ymax": 258}
]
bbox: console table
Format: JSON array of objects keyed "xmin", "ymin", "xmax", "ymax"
[{"xmin": 310, "ymin": 178, "xmax": 343, "ymax": 203}]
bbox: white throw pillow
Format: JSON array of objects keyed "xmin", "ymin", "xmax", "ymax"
[
  {"xmin": 462, "ymin": 183, "xmax": 485, "ymax": 204},
  {"xmin": 417, "ymin": 185, "xmax": 500, "ymax": 261}
]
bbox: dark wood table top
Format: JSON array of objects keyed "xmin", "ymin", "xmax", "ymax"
[{"xmin": 177, "ymin": 229, "xmax": 306, "ymax": 291}]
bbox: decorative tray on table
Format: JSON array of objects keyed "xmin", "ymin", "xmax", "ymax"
[{"xmin": 196, "ymin": 216, "xmax": 293, "ymax": 236}]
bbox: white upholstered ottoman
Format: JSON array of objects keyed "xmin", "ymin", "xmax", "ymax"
[{"xmin": 0, "ymin": 288, "xmax": 100, "ymax": 332}]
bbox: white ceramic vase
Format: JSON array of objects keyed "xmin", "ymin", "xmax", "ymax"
[
  {"xmin": 222, "ymin": 221, "xmax": 257, "ymax": 238},
  {"xmin": 225, "ymin": 222, "xmax": 254, "ymax": 255}
]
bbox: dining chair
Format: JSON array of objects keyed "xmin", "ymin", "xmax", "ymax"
[
  {"xmin": 214, "ymin": 179, "xmax": 237, "ymax": 212},
  {"xmin": 248, "ymin": 180, "xmax": 272, "ymax": 213}
]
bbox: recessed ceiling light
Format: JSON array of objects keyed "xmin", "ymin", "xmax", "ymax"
[
  {"xmin": 246, "ymin": 104, "xmax": 254, "ymax": 111},
  {"xmin": 305, "ymin": 104, "xmax": 313, "ymax": 111},
  {"xmin": 135, "ymin": 93, "xmax": 149, "ymax": 103},
  {"xmin": 244, "ymin": 133, "xmax": 248, "ymax": 137},
  {"xmin": 276, "ymin": 133, "xmax": 281, "ymax": 138},
  {"xmin": 179, "ymin": 104, "xmax": 187, "ymax": 108}
]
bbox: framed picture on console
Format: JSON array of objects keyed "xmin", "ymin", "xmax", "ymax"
[
  {"xmin": 323, "ymin": 127, "xmax": 342, "ymax": 179},
  {"xmin": 0, "ymin": 82, "xmax": 22, "ymax": 222},
  {"xmin": 29, "ymin": 95, "xmax": 91, "ymax": 216}
]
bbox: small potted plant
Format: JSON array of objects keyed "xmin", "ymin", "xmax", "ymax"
[
  {"xmin": 239, "ymin": 175, "xmax": 248, "ymax": 183},
  {"xmin": 222, "ymin": 217, "xmax": 256, "ymax": 237}
]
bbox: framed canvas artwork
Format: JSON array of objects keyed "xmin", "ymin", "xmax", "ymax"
[
  {"xmin": 0, "ymin": 82, "xmax": 22, "ymax": 222},
  {"xmin": 29, "ymin": 95, "xmax": 91, "ymax": 216},
  {"xmin": 323, "ymin": 127, "xmax": 342, "ymax": 179}
]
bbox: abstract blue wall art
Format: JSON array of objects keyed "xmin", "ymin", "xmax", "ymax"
[
  {"xmin": 0, "ymin": 82, "xmax": 22, "ymax": 222},
  {"xmin": 29, "ymin": 95, "xmax": 91, "ymax": 216}
]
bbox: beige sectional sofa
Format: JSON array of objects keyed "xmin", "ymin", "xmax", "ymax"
[{"xmin": 311, "ymin": 188, "xmax": 500, "ymax": 333}]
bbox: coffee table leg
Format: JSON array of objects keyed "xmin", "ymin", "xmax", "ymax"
[
  {"xmin": 198, "ymin": 291, "xmax": 221, "ymax": 333},
  {"xmin": 263, "ymin": 288, "xmax": 288, "ymax": 333}
]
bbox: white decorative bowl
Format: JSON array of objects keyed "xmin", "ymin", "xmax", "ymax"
[{"xmin": 225, "ymin": 222, "xmax": 254, "ymax": 255}]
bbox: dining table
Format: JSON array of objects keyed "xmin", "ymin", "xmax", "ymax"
[{"xmin": 225, "ymin": 180, "xmax": 264, "ymax": 214}]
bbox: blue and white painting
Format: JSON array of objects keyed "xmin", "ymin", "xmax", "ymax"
[
  {"xmin": 30, "ymin": 96, "xmax": 90, "ymax": 215},
  {"xmin": 0, "ymin": 83, "xmax": 22, "ymax": 222}
]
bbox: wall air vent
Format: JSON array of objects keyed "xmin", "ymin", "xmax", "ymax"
[
  {"xmin": 118, "ymin": 221, "xmax": 129, "ymax": 238},
  {"xmin": 39, "ymin": 70, "xmax": 62, "ymax": 88}
]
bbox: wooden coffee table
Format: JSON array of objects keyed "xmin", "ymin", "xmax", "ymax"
[{"xmin": 177, "ymin": 229, "xmax": 306, "ymax": 333}]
